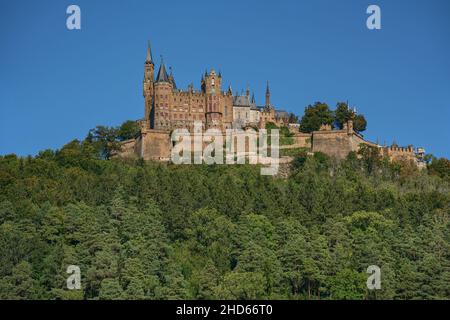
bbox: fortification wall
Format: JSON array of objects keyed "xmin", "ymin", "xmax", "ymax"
[
  {"xmin": 137, "ymin": 129, "xmax": 266, "ymax": 161},
  {"xmin": 114, "ymin": 139, "xmax": 137, "ymax": 159},
  {"xmin": 384, "ymin": 145, "xmax": 418, "ymax": 165},
  {"xmin": 311, "ymin": 130, "xmax": 354, "ymax": 160},
  {"xmin": 140, "ymin": 129, "xmax": 172, "ymax": 160},
  {"xmin": 291, "ymin": 133, "xmax": 312, "ymax": 149},
  {"xmin": 120, "ymin": 123, "xmax": 421, "ymax": 167}
]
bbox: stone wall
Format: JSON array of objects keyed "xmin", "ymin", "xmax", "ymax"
[
  {"xmin": 140, "ymin": 129, "xmax": 172, "ymax": 161},
  {"xmin": 311, "ymin": 130, "xmax": 354, "ymax": 160},
  {"xmin": 118, "ymin": 121, "xmax": 422, "ymax": 168},
  {"xmin": 383, "ymin": 145, "xmax": 419, "ymax": 165},
  {"xmin": 291, "ymin": 133, "xmax": 312, "ymax": 149},
  {"xmin": 114, "ymin": 139, "xmax": 137, "ymax": 159}
]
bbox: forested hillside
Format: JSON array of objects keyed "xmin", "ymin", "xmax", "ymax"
[{"xmin": 0, "ymin": 138, "xmax": 449, "ymax": 300}]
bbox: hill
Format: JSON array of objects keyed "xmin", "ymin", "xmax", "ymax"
[{"xmin": 0, "ymin": 139, "xmax": 449, "ymax": 300}]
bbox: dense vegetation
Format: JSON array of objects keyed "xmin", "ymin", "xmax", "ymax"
[
  {"xmin": 300, "ymin": 102, "xmax": 367, "ymax": 133},
  {"xmin": 0, "ymin": 134, "xmax": 449, "ymax": 300}
]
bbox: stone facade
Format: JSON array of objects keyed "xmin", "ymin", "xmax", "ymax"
[{"xmin": 141, "ymin": 43, "xmax": 288, "ymax": 132}]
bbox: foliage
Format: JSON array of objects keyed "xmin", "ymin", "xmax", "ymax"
[
  {"xmin": 117, "ymin": 120, "xmax": 141, "ymax": 141},
  {"xmin": 265, "ymin": 123, "xmax": 294, "ymax": 145},
  {"xmin": 0, "ymin": 137, "xmax": 449, "ymax": 300},
  {"xmin": 428, "ymin": 157, "xmax": 450, "ymax": 179},
  {"xmin": 300, "ymin": 102, "xmax": 367, "ymax": 133},
  {"xmin": 86, "ymin": 120, "xmax": 140, "ymax": 159},
  {"xmin": 299, "ymin": 102, "xmax": 334, "ymax": 133},
  {"xmin": 334, "ymin": 102, "xmax": 367, "ymax": 133}
]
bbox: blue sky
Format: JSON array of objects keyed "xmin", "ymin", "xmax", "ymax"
[{"xmin": 1, "ymin": 0, "xmax": 449, "ymax": 157}]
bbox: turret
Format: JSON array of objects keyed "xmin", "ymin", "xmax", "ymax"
[
  {"xmin": 265, "ymin": 81, "xmax": 271, "ymax": 108},
  {"xmin": 143, "ymin": 41, "xmax": 155, "ymax": 127},
  {"xmin": 203, "ymin": 69, "xmax": 222, "ymax": 128},
  {"xmin": 153, "ymin": 56, "xmax": 173, "ymax": 130},
  {"xmin": 155, "ymin": 56, "xmax": 170, "ymax": 84},
  {"xmin": 204, "ymin": 68, "xmax": 221, "ymax": 94}
]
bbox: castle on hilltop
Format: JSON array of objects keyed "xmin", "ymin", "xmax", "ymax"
[
  {"xmin": 117, "ymin": 42, "xmax": 426, "ymax": 168},
  {"xmin": 141, "ymin": 42, "xmax": 288, "ymax": 131}
]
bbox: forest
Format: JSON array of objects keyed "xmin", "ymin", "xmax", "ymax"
[{"xmin": 0, "ymin": 131, "xmax": 449, "ymax": 300}]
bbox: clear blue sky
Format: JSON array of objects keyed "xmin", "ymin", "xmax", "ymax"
[{"xmin": 1, "ymin": 0, "xmax": 449, "ymax": 157}]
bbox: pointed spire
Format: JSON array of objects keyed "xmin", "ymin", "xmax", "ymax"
[
  {"xmin": 265, "ymin": 81, "xmax": 271, "ymax": 108},
  {"xmin": 228, "ymin": 85, "xmax": 232, "ymax": 95},
  {"xmin": 156, "ymin": 55, "xmax": 170, "ymax": 83},
  {"xmin": 145, "ymin": 41, "xmax": 153, "ymax": 64},
  {"xmin": 251, "ymin": 92, "xmax": 255, "ymax": 104},
  {"xmin": 169, "ymin": 66, "xmax": 177, "ymax": 89}
]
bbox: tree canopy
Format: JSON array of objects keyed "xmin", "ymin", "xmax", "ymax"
[
  {"xmin": 0, "ymin": 133, "xmax": 449, "ymax": 300},
  {"xmin": 299, "ymin": 102, "xmax": 367, "ymax": 133},
  {"xmin": 299, "ymin": 102, "xmax": 334, "ymax": 133}
]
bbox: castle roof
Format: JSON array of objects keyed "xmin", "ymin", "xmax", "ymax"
[
  {"xmin": 233, "ymin": 94, "xmax": 257, "ymax": 108},
  {"xmin": 145, "ymin": 41, "xmax": 153, "ymax": 64},
  {"xmin": 233, "ymin": 95, "xmax": 250, "ymax": 106},
  {"xmin": 156, "ymin": 57, "xmax": 170, "ymax": 83}
]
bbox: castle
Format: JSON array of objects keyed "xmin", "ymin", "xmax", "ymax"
[
  {"xmin": 117, "ymin": 43, "xmax": 426, "ymax": 168},
  {"xmin": 141, "ymin": 42, "xmax": 288, "ymax": 132}
]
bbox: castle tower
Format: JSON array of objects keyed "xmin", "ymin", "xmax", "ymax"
[
  {"xmin": 265, "ymin": 81, "xmax": 271, "ymax": 108},
  {"xmin": 153, "ymin": 56, "xmax": 173, "ymax": 130},
  {"xmin": 143, "ymin": 41, "xmax": 154, "ymax": 128},
  {"xmin": 204, "ymin": 69, "xmax": 222, "ymax": 128}
]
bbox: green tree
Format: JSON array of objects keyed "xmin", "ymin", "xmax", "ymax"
[
  {"xmin": 334, "ymin": 102, "xmax": 367, "ymax": 132},
  {"xmin": 299, "ymin": 102, "xmax": 334, "ymax": 133},
  {"xmin": 0, "ymin": 261, "xmax": 38, "ymax": 300},
  {"xmin": 117, "ymin": 120, "xmax": 141, "ymax": 141},
  {"xmin": 88, "ymin": 125, "xmax": 121, "ymax": 159},
  {"xmin": 215, "ymin": 271, "xmax": 266, "ymax": 299},
  {"xmin": 329, "ymin": 269, "xmax": 366, "ymax": 300},
  {"xmin": 353, "ymin": 114, "xmax": 367, "ymax": 133},
  {"xmin": 428, "ymin": 157, "xmax": 450, "ymax": 179},
  {"xmin": 99, "ymin": 278, "xmax": 124, "ymax": 300}
]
